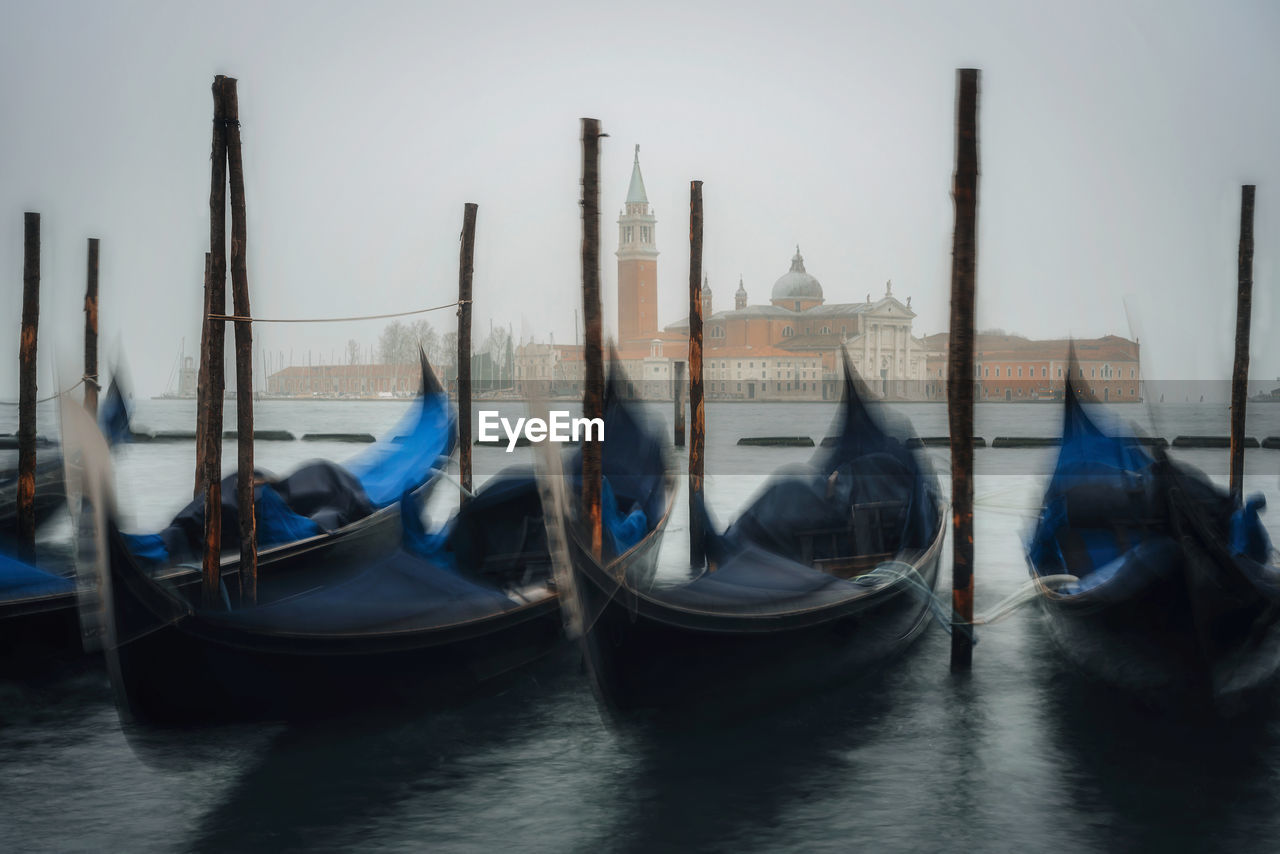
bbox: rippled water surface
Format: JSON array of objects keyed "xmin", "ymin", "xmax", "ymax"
[{"xmin": 3, "ymin": 399, "xmax": 1280, "ymax": 852}]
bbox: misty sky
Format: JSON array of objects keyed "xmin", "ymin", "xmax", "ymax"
[{"xmin": 1, "ymin": 0, "xmax": 1277, "ymax": 398}]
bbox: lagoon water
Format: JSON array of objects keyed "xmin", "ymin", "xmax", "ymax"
[{"xmin": 3, "ymin": 398, "xmax": 1280, "ymax": 852}]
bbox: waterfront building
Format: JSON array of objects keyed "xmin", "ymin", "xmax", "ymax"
[{"xmin": 921, "ymin": 333, "xmax": 1142, "ymax": 402}]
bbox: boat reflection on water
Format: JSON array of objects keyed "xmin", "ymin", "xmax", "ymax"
[
  {"xmin": 158, "ymin": 650, "xmax": 591, "ymax": 852},
  {"xmin": 1029, "ymin": 625, "xmax": 1280, "ymax": 852}
]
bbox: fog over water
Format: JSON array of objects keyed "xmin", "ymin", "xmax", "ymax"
[
  {"xmin": 1, "ymin": 0, "xmax": 1278, "ymax": 402},
  {"xmin": 3, "ymin": 397, "xmax": 1280, "ymax": 852}
]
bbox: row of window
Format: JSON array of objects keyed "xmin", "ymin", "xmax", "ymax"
[
  {"xmin": 707, "ymin": 360, "xmax": 817, "ymax": 369},
  {"xmin": 983, "ymin": 386, "xmax": 1137, "ymax": 398},
  {"xmin": 978, "ymin": 365, "xmax": 1137, "ymax": 379},
  {"xmin": 712, "ymin": 382, "xmax": 817, "ymax": 393},
  {"xmin": 621, "ymin": 225, "xmax": 653, "ymax": 244}
]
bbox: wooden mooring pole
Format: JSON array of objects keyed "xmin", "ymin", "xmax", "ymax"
[
  {"xmin": 194, "ymin": 252, "xmax": 212, "ymax": 499},
  {"xmin": 201, "ymin": 76, "xmax": 230, "ymax": 608},
  {"xmin": 1229, "ymin": 184, "xmax": 1255, "ymax": 507},
  {"xmin": 688, "ymin": 180, "xmax": 705, "ymax": 569},
  {"xmin": 458, "ymin": 202, "xmax": 477, "ymax": 503},
  {"xmin": 948, "ymin": 69, "xmax": 980, "ymax": 672},
  {"xmin": 224, "ymin": 77, "xmax": 257, "ymax": 603},
  {"xmin": 83, "ymin": 238, "xmax": 100, "ymax": 417},
  {"xmin": 673, "ymin": 360, "xmax": 686, "ymax": 448},
  {"xmin": 580, "ymin": 118, "xmax": 604, "ymax": 559},
  {"xmin": 17, "ymin": 212, "xmax": 40, "ymax": 562}
]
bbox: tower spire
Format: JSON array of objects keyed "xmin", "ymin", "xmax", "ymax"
[{"xmin": 626, "ymin": 145, "xmax": 649, "ymax": 206}]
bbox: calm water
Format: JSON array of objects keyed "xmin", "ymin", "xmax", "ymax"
[{"xmin": 3, "ymin": 398, "xmax": 1280, "ymax": 852}]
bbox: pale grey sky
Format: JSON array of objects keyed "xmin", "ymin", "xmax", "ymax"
[{"xmin": 1, "ymin": 0, "xmax": 1277, "ymax": 397}]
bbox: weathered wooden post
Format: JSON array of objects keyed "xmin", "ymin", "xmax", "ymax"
[
  {"xmin": 84, "ymin": 238, "xmax": 100, "ymax": 417},
  {"xmin": 580, "ymin": 118, "xmax": 604, "ymax": 559},
  {"xmin": 201, "ymin": 76, "xmax": 230, "ymax": 607},
  {"xmin": 224, "ymin": 77, "xmax": 257, "ymax": 603},
  {"xmin": 1229, "ymin": 184, "xmax": 1255, "ymax": 507},
  {"xmin": 17, "ymin": 212, "xmax": 40, "ymax": 561},
  {"xmin": 673, "ymin": 360, "xmax": 686, "ymax": 447},
  {"xmin": 458, "ymin": 202, "xmax": 477, "ymax": 503},
  {"xmin": 194, "ymin": 252, "xmax": 212, "ymax": 498},
  {"xmin": 948, "ymin": 69, "xmax": 980, "ymax": 672},
  {"xmin": 689, "ymin": 180, "xmax": 706, "ymax": 569}
]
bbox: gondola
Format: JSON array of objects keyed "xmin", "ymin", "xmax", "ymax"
[
  {"xmin": 1026, "ymin": 377, "xmax": 1280, "ymax": 706},
  {"xmin": 80, "ymin": 365, "xmax": 672, "ymax": 723},
  {"xmin": 0, "ymin": 551, "xmax": 79, "ymax": 676},
  {"xmin": 119, "ymin": 350, "xmax": 452, "ymax": 571},
  {"xmin": 558, "ymin": 350, "xmax": 946, "ymax": 717},
  {"xmin": 0, "ymin": 378, "xmax": 135, "ymax": 675},
  {"xmin": 1, "ymin": 356, "xmax": 446, "ymax": 676},
  {"xmin": 0, "ymin": 374, "xmax": 132, "ymax": 541}
]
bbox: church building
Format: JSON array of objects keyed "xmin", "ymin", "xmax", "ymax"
[{"xmin": 516, "ymin": 146, "xmax": 929, "ymax": 400}]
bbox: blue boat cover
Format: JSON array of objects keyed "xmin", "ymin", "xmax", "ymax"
[
  {"xmin": 99, "ymin": 377, "xmax": 133, "ymax": 446},
  {"xmin": 128, "ymin": 388, "xmax": 454, "ymax": 565},
  {"xmin": 408, "ymin": 382, "xmax": 662, "ymax": 587},
  {"xmin": 0, "ymin": 551, "xmax": 74, "ymax": 602},
  {"xmin": 656, "ymin": 354, "xmax": 941, "ymax": 616},
  {"xmin": 207, "ymin": 543, "xmax": 519, "ymax": 634},
  {"xmin": 345, "ymin": 391, "xmax": 455, "ymax": 508},
  {"xmin": 1027, "ymin": 383, "xmax": 1273, "ymax": 596},
  {"xmin": 200, "ymin": 382, "xmax": 668, "ymax": 632},
  {"xmin": 706, "ymin": 362, "xmax": 941, "ymax": 570}
]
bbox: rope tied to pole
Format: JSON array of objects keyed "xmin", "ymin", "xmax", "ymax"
[
  {"xmin": 0, "ymin": 376, "xmax": 87, "ymax": 406},
  {"xmin": 207, "ymin": 299, "xmax": 467, "ymax": 324}
]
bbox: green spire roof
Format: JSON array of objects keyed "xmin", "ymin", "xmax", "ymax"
[{"xmin": 626, "ymin": 144, "xmax": 649, "ymax": 205}]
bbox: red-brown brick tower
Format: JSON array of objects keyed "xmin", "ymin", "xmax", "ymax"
[{"xmin": 617, "ymin": 145, "xmax": 659, "ymax": 343}]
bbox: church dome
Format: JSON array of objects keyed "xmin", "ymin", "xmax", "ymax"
[{"xmin": 770, "ymin": 247, "xmax": 823, "ymax": 303}]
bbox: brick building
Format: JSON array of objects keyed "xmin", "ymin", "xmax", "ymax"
[{"xmin": 920, "ymin": 333, "xmax": 1142, "ymax": 402}]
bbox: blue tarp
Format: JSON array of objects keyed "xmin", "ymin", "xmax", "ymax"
[
  {"xmin": 0, "ymin": 552, "xmax": 74, "ymax": 602},
  {"xmin": 203, "ymin": 382, "xmax": 668, "ymax": 631},
  {"xmin": 128, "ymin": 387, "xmax": 454, "ymax": 566},
  {"xmin": 1027, "ymin": 385, "xmax": 1273, "ymax": 595},
  {"xmin": 99, "ymin": 378, "xmax": 132, "ymax": 446},
  {"xmin": 345, "ymin": 392, "xmax": 455, "ymax": 508},
  {"xmin": 705, "ymin": 366, "xmax": 941, "ymax": 569}
]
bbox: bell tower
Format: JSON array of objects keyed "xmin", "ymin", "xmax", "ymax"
[{"xmin": 617, "ymin": 145, "xmax": 659, "ymax": 343}]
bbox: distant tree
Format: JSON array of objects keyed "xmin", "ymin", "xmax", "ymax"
[
  {"xmin": 485, "ymin": 326, "xmax": 511, "ymax": 380},
  {"xmin": 408, "ymin": 319, "xmax": 439, "ymax": 362},
  {"xmin": 378, "ymin": 320, "xmax": 416, "ymax": 364},
  {"xmin": 346, "ymin": 339, "xmax": 362, "ymax": 365},
  {"xmin": 439, "ymin": 331, "xmax": 458, "ymax": 370},
  {"xmin": 504, "ymin": 334, "xmax": 514, "ymax": 387}
]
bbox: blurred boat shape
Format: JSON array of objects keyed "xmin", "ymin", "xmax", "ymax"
[
  {"xmin": 0, "ymin": 375, "xmax": 138, "ymax": 674},
  {"xmin": 558, "ymin": 349, "xmax": 946, "ymax": 720},
  {"xmin": 1026, "ymin": 374, "xmax": 1280, "ymax": 708},
  {"xmin": 82, "ymin": 365, "xmax": 671, "ymax": 723}
]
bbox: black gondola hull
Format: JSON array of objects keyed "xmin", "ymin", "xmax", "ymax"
[
  {"xmin": 1036, "ymin": 533, "xmax": 1280, "ymax": 707},
  {"xmin": 104, "ymin": 520, "xmax": 566, "ymax": 724},
  {"xmin": 0, "ymin": 590, "xmax": 81, "ymax": 677},
  {"xmin": 568, "ymin": 512, "xmax": 944, "ymax": 718}
]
